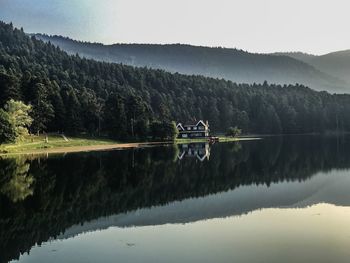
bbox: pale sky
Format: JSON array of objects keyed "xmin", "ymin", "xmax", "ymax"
[{"xmin": 0, "ymin": 0, "xmax": 349, "ymax": 55}]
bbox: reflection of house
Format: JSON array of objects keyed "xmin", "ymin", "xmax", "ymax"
[
  {"xmin": 177, "ymin": 143, "xmax": 210, "ymax": 162},
  {"xmin": 176, "ymin": 120, "xmax": 209, "ymax": 138}
]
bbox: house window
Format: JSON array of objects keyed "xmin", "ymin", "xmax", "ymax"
[
  {"xmin": 198, "ymin": 126, "xmax": 204, "ymax": 130},
  {"xmin": 193, "ymin": 127, "xmax": 197, "ymax": 130},
  {"xmin": 182, "ymin": 134, "xmax": 188, "ymax": 138},
  {"xmin": 187, "ymin": 127, "xmax": 191, "ymax": 130}
]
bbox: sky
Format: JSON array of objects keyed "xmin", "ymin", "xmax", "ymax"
[{"xmin": 0, "ymin": 0, "xmax": 349, "ymax": 55}]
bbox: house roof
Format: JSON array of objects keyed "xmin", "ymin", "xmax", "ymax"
[
  {"xmin": 177, "ymin": 120, "xmax": 208, "ymax": 128},
  {"xmin": 176, "ymin": 123, "xmax": 185, "ymax": 130},
  {"xmin": 196, "ymin": 120, "xmax": 208, "ymax": 127}
]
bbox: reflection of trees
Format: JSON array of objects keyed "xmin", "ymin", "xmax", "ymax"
[
  {"xmin": 0, "ymin": 157, "xmax": 34, "ymax": 203},
  {"xmin": 1, "ymin": 135, "xmax": 350, "ymax": 262}
]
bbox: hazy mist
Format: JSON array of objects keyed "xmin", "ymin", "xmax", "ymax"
[{"xmin": 1, "ymin": 0, "xmax": 350, "ymax": 54}]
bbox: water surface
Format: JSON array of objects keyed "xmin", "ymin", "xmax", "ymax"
[{"xmin": 1, "ymin": 135, "xmax": 350, "ymax": 263}]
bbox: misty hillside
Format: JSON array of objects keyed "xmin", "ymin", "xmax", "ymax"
[
  {"xmin": 312, "ymin": 50, "xmax": 350, "ymax": 84},
  {"xmin": 4, "ymin": 21, "xmax": 350, "ymax": 137},
  {"xmin": 279, "ymin": 50, "xmax": 350, "ymax": 85},
  {"xmin": 276, "ymin": 50, "xmax": 350, "ymax": 86},
  {"xmin": 34, "ymin": 34, "xmax": 348, "ymax": 93},
  {"xmin": 273, "ymin": 52, "xmax": 316, "ymax": 64}
]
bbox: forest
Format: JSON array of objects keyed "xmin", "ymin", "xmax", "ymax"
[
  {"xmin": 35, "ymin": 33, "xmax": 348, "ymax": 93},
  {"xmin": 1, "ymin": 21, "xmax": 350, "ymax": 140}
]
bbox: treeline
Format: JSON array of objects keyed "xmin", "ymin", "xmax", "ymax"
[{"xmin": 1, "ymin": 21, "xmax": 350, "ymax": 138}]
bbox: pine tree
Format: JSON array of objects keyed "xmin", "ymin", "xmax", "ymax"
[
  {"xmin": 0, "ymin": 71, "xmax": 22, "ymax": 107},
  {"xmin": 29, "ymin": 83, "xmax": 54, "ymax": 134}
]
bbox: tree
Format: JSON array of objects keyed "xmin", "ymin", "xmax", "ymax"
[
  {"xmin": 0, "ymin": 71, "xmax": 22, "ymax": 107},
  {"xmin": 29, "ymin": 83, "xmax": 54, "ymax": 134},
  {"xmin": 134, "ymin": 119, "xmax": 149, "ymax": 139},
  {"xmin": 163, "ymin": 121, "xmax": 179, "ymax": 140},
  {"xmin": 126, "ymin": 94, "xmax": 151, "ymax": 138},
  {"xmin": 205, "ymin": 98, "xmax": 220, "ymax": 132},
  {"xmin": 48, "ymin": 88, "xmax": 66, "ymax": 132},
  {"xmin": 150, "ymin": 121, "xmax": 178, "ymax": 140},
  {"xmin": 103, "ymin": 94, "xmax": 127, "ymax": 138},
  {"xmin": 3, "ymin": 20, "xmax": 350, "ymax": 138},
  {"xmin": 0, "ymin": 109, "xmax": 16, "ymax": 143},
  {"xmin": 4, "ymin": 100, "xmax": 33, "ymax": 142},
  {"xmin": 62, "ymin": 88, "xmax": 82, "ymax": 134},
  {"xmin": 226, "ymin": 126, "xmax": 242, "ymax": 137}
]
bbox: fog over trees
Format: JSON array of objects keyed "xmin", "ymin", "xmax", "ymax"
[
  {"xmin": 1, "ymin": 21, "xmax": 350, "ymax": 139},
  {"xmin": 35, "ymin": 33, "xmax": 350, "ymax": 93}
]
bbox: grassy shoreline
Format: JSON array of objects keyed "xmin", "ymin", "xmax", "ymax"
[{"xmin": 0, "ymin": 134, "xmax": 260, "ymax": 156}]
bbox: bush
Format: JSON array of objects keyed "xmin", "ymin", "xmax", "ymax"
[
  {"xmin": 226, "ymin": 126, "xmax": 242, "ymax": 137},
  {"xmin": 150, "ymin": 121, "xmax": 178, "ymax": 140}
]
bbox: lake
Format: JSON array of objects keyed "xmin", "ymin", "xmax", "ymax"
[{"xmin": 1, "ymin": 135, "xmax": 350, "ymax": 263}]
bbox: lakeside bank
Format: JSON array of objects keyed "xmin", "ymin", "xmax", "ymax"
[{"xmin": 0, "ymin": 135, "xmax": 260, "ymax": 157}]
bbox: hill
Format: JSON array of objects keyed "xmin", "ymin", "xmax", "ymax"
[
  {"xmin": 34, "ymin": 34, "xmax": 348, "ymax": 93},
  {"xmin": 276, "ymin": 50, "xmax": 350, "ymax": 85},
  {"xmin": 273, "ymin": 52, "xmax": 316, "ymax": 64},
  {"xmin": 2, "ymin": 21, "xmax": 350, "ymax": 137}
]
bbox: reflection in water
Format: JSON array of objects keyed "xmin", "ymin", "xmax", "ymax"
[
  {"xmin": 53, "ymin": 169, "xmax": 350, "ymax": 235},
  {"xmin": 1, "ymin": 135, "xmax": 350, "ymax": 262},
  {"xmin": 12, "ymin": 203, "xmax": 350, "ymax": 263},
  {"xmin": 177, "ymin": 143, "xmax": 211, "ymax": 161},
  {"xmin": 0, "ymin": 157, "xmax": 34, "ymax": 203}
]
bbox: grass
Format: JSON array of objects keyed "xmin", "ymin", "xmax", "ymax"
[
  {"xmin": 0, "ymin": 134, "xmax": 119, "ymax": 154},
  {"xmin": 0, "ymin": 134, "xmax": 257, "ymax": 156}
]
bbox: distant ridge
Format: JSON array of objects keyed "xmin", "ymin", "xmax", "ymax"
[
  {"xmin": 272, "ymin": 51, "xmax": 316, "ymax": 63},
  {"xmin": 33, "ymin": 33, "xmax": 349, "ymax": 93},
  {"xmin": 277, "ymin": 50, "xmax": 350, "ymax": 85}
]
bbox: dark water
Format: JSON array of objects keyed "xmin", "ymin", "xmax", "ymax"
[{"xmin": 2, "ymin": 135, "xmax": 350, "ymax": 263}]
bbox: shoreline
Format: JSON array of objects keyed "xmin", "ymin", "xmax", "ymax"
[{"xmin": 0, "ymin": 137, "xmax": 260, "ymax": 157}]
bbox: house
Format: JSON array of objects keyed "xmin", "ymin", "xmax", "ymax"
[
  {"xmin": 177, "ymin": 143, "xmax": 210, "ymax": 162},
  {"xmin": 176, "ymin": 120, "xmax": 210, "ymax": 138}
]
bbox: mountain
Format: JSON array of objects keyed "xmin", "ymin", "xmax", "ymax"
[
  {"xmin": 33, "ymin": 34, "xmax": 348, "ymax": 93},
  {"xmin": 272, "ymin": 52, "xmax": 316, "ymax": 64},
  {"xmin": 3, "ymin": 21, "xmax": 350, "ymax": 137},
  {"xmin": 276, "ymin": 50, "xmax": 350, "ymax": 85}
]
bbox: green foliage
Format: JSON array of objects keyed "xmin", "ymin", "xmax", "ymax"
[
  {"xmin": 167, "ymin": 121, "xmax": 179, "ymax": 140},
  {"xmin": 226, "ymin": 126, "xmax": 242, "ymax": 137},
  {"xmin": 150, "ymin": 120, "xmax": 179, "ymax": 140},
  {"xmin": 0, "ymin": 70, "xmax": 22, "ymax": 106},
  {"xmin": 103, "ymin": 94, "xmax": 127, "ymax": 138},
  {"xmin": 3, "ymin": 100, "xmax": 33, "ymax": 142},
  {"xmin": 0, "ymin": 157, "xmax": 34, "ymax": 202},
  {"xmin": 34, "ymin": 34, "xmax": 348, "ymax": 93},
  {"xmin": 27, "ymin": 83, "xmax": 54, "ymax": 133},
  {"xmin": 0, "ymin": 109, "xmax": 16, "ymax": 143},
  {"xmin": 1, "ymin": 21, "xmax": 350, "ymax": 138}
]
